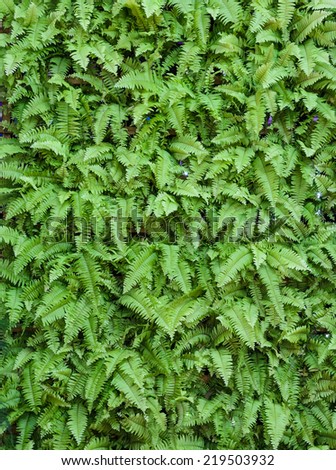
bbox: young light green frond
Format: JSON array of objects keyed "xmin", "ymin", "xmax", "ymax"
[
  {"xmin": 167, "ymin": 103, "xmax": 185, "ymax": 134},
  {"xmin": 242, "ymin": 399, "xmax": 261, "ymax": 436},
  {"xmin": 216, "ymin": 0, "xmax": 243, "ymax": 26},
  {"xmin": 74, "ymin": 0, "xmax": 94, "ymax": 31},
  {"xmin": 93, "ymin": 105, "xmax": 115, "ymax": 144},
  {"xmin": 277, "ymin": 0, "xmax": 296, "ymax": 30},
  {"xmin": 267, "ymin": 246, "xmax": 309, "ymax": 271},
  {"xmin": 141, "ymin": 0, "xmax": 165, "ymax": 17},
  {"xmin": 21, "ymin": 94, "xmax": 49, "ymax": 121},
  {"xmin": 297, "ymin": 40, "xmax": 317, "ymax": 75}
]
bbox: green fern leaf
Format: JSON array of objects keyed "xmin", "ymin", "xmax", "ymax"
[
  {"xmin": 210, "ymin": 349, "xmax": 233, "ymax": 385},
  {"xmin": 217, "ymin": 0, "xmax": 243, "ymax": 26},
  {"xmin": 74, "ymin": 0, "xmax": 94, "ymax": 30},
  {"xmin": 264, "ymin": 399, "xmax": 290, "ymax": 449},
  {"xmin": 170, "ymin": 135, "xmax": 208, "ymax": 162},
  {"xmin": 294, "ymin": 11, "xmax": 331, "ymax": 43},
  {"xmin": 277, "ymin": 0, "xmax": 296, "ymax": 30},
  {"xmin": 84, "ymin": 360, "xmax": 107, "ymax": 412},
  {"xmin": 224, "ymin": 304, "xmax": 256, "ymax": 348},
  {"xmin": 112, "ymin": 372, "xmax": 147, "ymax": 411},
  {"xmin": 119, "ymin": 289, "xmax": 156, "ymax": 322},
  {"xmin": 297, "ymin": 40, "xmax": 317, "ymax": 75},
  {"xmin": 16, "ymin": 414, "xmax": 36, "ymax": 450},
  {"xmin": 258, "ymin": 265, "xmax": 284, "ymax": 319},
  {"xmin": 123, "ymin": 246, "xmax": 157, "ymax": 293},
  {"xmin": 268, "ymin": 246, "xmax": 308, "ymax": 271},
  {"xmin": 242, "ymin": 399, "xmax": 261, "ymax": 435},
  {"xmin": 245, "ymin": 91, "xmax": 266, "ymax": 138},
  {"xmin": 21, "ymin": 94, "xmax": 49, "ymax": 121},
  {"xmin": 254, "ymin": 157, "xmax": 279, "ymax": 205},
  {"xmin": 167, "ymin": 103, "xmax": 185, "ymax": 134},
  {"xmin": 141, "ymin": 0, "xmax": 165, "ymax": 17},
  {"xmin": 217, "ymin": 246, "xmax": 253, "ymax": 287},
  {"xmin": 94, "ymin": 105, "xmax": 115, "ymax": 144},
  {"xmin": 22, "ymin": 365, "xmax": 42, "ymax": 411},
  {"xmin": 194, "ymin": 8, "xmax": 210, "ymax": 45},
  {"xmin": 68, "ymin": 403, "xmax": 88, "ymax": 445}
]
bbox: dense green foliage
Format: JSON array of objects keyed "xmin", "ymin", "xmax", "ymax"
[{"xmin": 1, "ymin": 0, "xmax": 336, "ymax": 450}]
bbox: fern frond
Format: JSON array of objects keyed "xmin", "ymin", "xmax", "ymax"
[
  {"xmin": 258, "ymin": 265, "xmax": 284, "ymax": 319},
  {"xmin": 217, "ymin": 246, "xmax": 253, "ymax": 287},
  {"xmin": 210, "ymin": 349, "xmax": 233, "ymax": 385},
  {"xmin": 277, "ymin": 0, "xmax": 296, "ymax": 30},
  {"xmin": 294, "ymin": 11, "xmax": 332, "ymax": 43},
  {"xmin": 67, "ymin": 403, "xmax": 88, "ymax": 445},
  {"xmin": 16, "ymin": 414, "xmax": 36, "ymax": 450},
  {"xmin": 84, "ymin": 360, "xmax": 107, "ymax": 412},
  {"xmin": 254, "ymin": 157, "xmax": 279, "ymax": 205},
  {"xmin": 74, "ymin": 0, "xmax": 94, "ymax": 31},
  {"xmin": 123, "ymin": 246, "xmax": 157, "ymax": 293},
  {"xmin": 112, "ymin": 372, "xmax": 147, "ymax": 412},
  {"xmin": 263, "ymin": 399, "xmax": 290, "ymax": 449},
  {"xmin": 22, "ymin": 365, "xmax": 42, "ymax": 411},
  {"xmin": 223, "ymin": 303, "xmax": 257, "ymax": 349}
]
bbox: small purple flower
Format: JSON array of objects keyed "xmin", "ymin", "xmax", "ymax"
[
  {"xmin": 267, "ymin": 115, "xmax": 273, "ymax": 126},
  {"xmin": 177, "ymin": 41, "xmax": 184, "ymax": 46},
  {"xmin": 146, "ymin": 116, "xmax": 151, "ymax": 121},
  {"xmin": 0, "ymin": 102, "xmax": 3, "ymax": 106},
  {"xmin": 313, "ymin": 115, "xmax": 318, "ymax": 122},
  {"xmin": 179, "ymin": 160, "xmax": 184, "ymax": 166}
]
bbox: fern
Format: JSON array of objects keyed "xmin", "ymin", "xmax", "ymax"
[
  {"xmin": 210, "ymin": 349, "xmax": 233, "ymax": 385},
  {"xmin": 123, "ymin": 246, "xmax": 157, "ymax": 293},
  {"xmin": 22, "ymin": 365, "xmax": 42, "ymax": 412},
  {"xmin": 1, "ymin": 0, "xmax": 336, "ymax": 452},
  {"xmin": 277, "ymin": 0, "xmax": 296, "ymax": 30},
  {"xmin": 112, "ymin": 372, "xmax": 147, "ymax": 412},
  {"xmin": 263, "ymin": 399, "xmax": 290, "ymax": 449},
  {"xmin": 223, "ymin": 303, "xmax": 257, "ymax": 349},
  {"xmin": 15, "ymin": 414, "xmax": 36, "ymax": 450},
  {"xmin": 294, "ymin": 11, "xmax": 332, "ymax": 43},
  {"xmin": 84, "ymin": 360, "xmax": 107, "ymax": 412},
  {"xmin": 67, "ymin": 403, "xmax": 88, "ymax": 445},
  {"xmin": 258, "ymin": 265, "xmax": 284, "ymax": 319},
  {"xmin": 254, "ymin": 157, "xmax": 279, "ymax": 205},
  {"xmin": 217, "ymin": 246, "xmax": 253, "ymax": 287}
]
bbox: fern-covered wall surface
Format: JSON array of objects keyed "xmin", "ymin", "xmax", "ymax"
[{"xmin": 1, "ymin": 0, "xmax": 336, "ymax": 450}]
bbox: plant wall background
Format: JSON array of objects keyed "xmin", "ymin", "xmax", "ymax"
[{"xmin": 1, "ymin": 0, "xmax": 336, "ymax": 450}]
